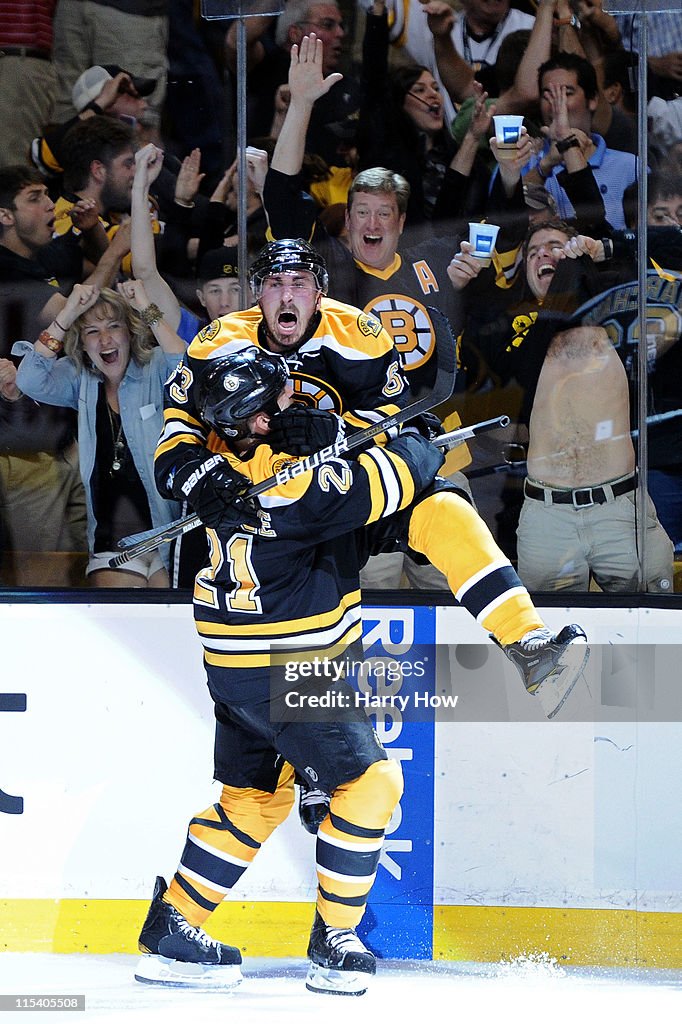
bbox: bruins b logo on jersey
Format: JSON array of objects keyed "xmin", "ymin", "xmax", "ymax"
[
  {"xmin": 365, "ymin": 295, "xmax": 434, "ymax": 371},
  {"xmin": 197, "ymin": 319, "xmax": 221, "ymax": 343},
  {"xmin": 356, "ymin": 312, "xmax": 382, "ymax": 338}
]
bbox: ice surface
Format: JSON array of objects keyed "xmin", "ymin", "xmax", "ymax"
[{"xmin": 1, "ymin": 954, "xmax": 682, "ymax": 1023}]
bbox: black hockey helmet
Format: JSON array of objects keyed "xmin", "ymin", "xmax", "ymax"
[
  {"xmin": 249, "ymin": 238, "xmax": 329, "ymax": 296},
  {"xmin": 197, "ymin": 346, "xmax": 289, "ymax": 441}
]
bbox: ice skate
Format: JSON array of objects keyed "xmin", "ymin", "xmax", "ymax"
[
  {"xmin": 498, "ymin": 624, "xmax": 589, "ymax": 719},
  {"xmin": 298, "ymin": 785, "xmax": 331, "ymax": 834},
  {"xmin": 305, "ymin": 911, "xmax": 376, "ymax": 996},
  {"xmin": 135, "ymin": 876, "xmax": 242, "ymax": 987}
]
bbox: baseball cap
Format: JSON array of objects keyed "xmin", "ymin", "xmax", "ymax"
[
  {"xmin": 198, "ymin": 246, "xmax": 240, "ymax": 283},
  {"xmin": 72, "ymin": 65, "xmax": 156, "ymax": 113}
]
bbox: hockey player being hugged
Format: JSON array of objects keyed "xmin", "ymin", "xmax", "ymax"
[
  {"xmin": 156, "ymin": 238, "xmax": 587, "ymax": 832},
  {"xmin": 166, "ymin": 236, "xmax": 588, "ymax": 725}
]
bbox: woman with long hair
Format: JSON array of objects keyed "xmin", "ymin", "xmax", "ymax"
[{"xmin": 16, "ymin": 281, "xmax": 186, "ymax": 587}]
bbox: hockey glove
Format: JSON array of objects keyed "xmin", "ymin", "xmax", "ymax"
[
  {"xmin": 267, "ymin": 406, "xmax": 346, "ymax": 456},
  {"xmin": 387, "ymin": 432, "xmax": 445, "ymax": 493},
  {"xmin": 403, "ymin": 411, "xmax": 445, "ymax": 442},
  {"xmin": 171, "ymin": 452, "xmax": 261, "ymax": 532}
]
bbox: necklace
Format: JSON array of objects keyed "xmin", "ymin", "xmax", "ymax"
[
  {"xmin": 461, "ymin": 11, "xmax": 509, "ymax": 69},
  {"xmin": 107, "ymin": 405, "xmax": 125, "ymax": 476}
]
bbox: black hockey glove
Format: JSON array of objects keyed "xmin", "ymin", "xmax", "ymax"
[
  {"xmin": 404, "ymin": 412, "xmax": 445, "ymax": 442},
  {"xmin": 171, "ymin": 453, "xmax": 261, "ymax": 532},
  {"xmin": 387, "ymin": 432, "xmax": 445, "ymax": 493},
  {"xmin": 267, "ymin": 406, "xmax": 346, "ymax": 456}
]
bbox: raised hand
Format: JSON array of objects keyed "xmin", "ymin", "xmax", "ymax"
[
  {"xmin": 59, "ymin": 283, "xmax": 101, "ymax": 330},
  {"xmin": 491, "ymin": 125, "xmax": 534, "ymax": 189},
  {"xmin": 245, "ymin": 146, "xmax": 269, "ymax": 196},
  {"xmin": 117, "ymin": 277, "xmax": 150, "ymax": 311},
  {"xmin": 135, "ymin": 143, "xmax": 165, "ymax": 190},
  {"xmin": 419, "ymin": 0, "xmax": 456, "ymax": 38},
  {"xmin": 447, "ymin": 241, "xmax": 487, "ymax": 290},
  {"xmin": 0, "ymin": 358, "xmax": 20, "ymax": 401},
  {"xmin": 96, "ymin": 71, "xmax": 135, "ymax": 112},
  {"xmin": 175, "ymin": 147, "xmax": 205, "ymax": 205},
  {"xmin": 541, "ymin": 81, "xmax": 571, "ymax": 146},
  {"xmin": 70, "ymin": 197, "xmax": 100, "ymax": 232},
  {"xmin": 562, "ymin": 234, "xmax": 607, "ymax": 262},
  {"xmin": 288, "ymin": 33, "xmax": 343, "ymax": 106},
  {"xmin": 468, "ymin": 87, "xmax": 495, "ymax": 141}
]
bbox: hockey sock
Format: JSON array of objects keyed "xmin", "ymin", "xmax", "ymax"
[
  {"xmin": 316, "ymin": 759, "xmax": 403, "ymax": 930},
  {"xmin": 166, "ymin": 763, "xmax": 295, "ymax": 927},
  {"xmin": 407, "ymin": 491, "xmax": 545, "ymax": 646}
]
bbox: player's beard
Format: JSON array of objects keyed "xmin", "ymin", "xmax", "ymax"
[{"xmin": 261, "ymin": 309, "xmax": 321, "ymax": 354}]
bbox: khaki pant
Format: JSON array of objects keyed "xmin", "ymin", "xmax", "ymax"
[
  {"xmin": 0, "ymin": 446, "xmax": 88, "ymax": 587},
  {"xmin": 517, "ymin": 490, "xmax": 674, "ymax": 594},
  {"xmin": 52, "ymin": 0, "xmax": 168, "ymax": 124},
  {"xmin": 0, "ymin": 55, "xmax": 56, "ymax": 165}
]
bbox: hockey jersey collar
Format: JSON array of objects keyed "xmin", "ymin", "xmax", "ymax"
[{"xmin": 353, "ymin": 253, "xmax": 402, "ymax": 280}]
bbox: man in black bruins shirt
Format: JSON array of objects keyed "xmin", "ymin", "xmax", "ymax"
[{"xmin": 140, "ymin": 345, "xmax": 442, "ymax": 995}]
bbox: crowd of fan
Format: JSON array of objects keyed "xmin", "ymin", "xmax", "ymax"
[{"xmin": 1, "ymin": 0, "xmax": 681, "ymax": 592}]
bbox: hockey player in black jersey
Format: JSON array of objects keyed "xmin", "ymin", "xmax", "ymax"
[{"xmin": 138, "ymin": 345, "xmax": 446, "ymax": 995}]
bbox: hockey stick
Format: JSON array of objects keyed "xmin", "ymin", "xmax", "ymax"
[
  {"xmin": 437, "ymin": 415, "xmax": 510, "ymax": 450},
  {"xmin": 110, "ymin": 413, "xmax": 509, "ymax": 567},
  {"xmin": 108, "ymin": 306, "xmax": 458, "ymax": 567}
]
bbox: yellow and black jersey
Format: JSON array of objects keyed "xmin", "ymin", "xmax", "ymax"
[
  {"xmin": 262, "ymin": 168, "xmax": 471, "ymax": 470},
  {"xmin": 263, "ymin": 169, "xmax": 463, "ymax": 398},
  {"xmin": 189, "ymin": 434, "xmax": 437, "ymax": 702},
  {"xmin": 155, "ymin": 297, "xmax": 409, "ymax": 494},
  {"xmin": 52, "ymin": 194, "xmax": 161, "ymax": 277}
]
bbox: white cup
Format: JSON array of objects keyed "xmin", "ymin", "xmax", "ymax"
[
  {"xmin": 493, "ymin": 114, "xmax": 524, "ymax": 147},
  {"xmin": 468, "ymin": 222, "xmax": 500, "ymax": 266}
]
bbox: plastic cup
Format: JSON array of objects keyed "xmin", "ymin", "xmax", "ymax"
[
  {"xmin": 468, "ymin": 222, "xmax": 500, "ymax": 267},
  {"xmin": 493, "ymin": 114, "xmax": 524, "ymax": 148}
]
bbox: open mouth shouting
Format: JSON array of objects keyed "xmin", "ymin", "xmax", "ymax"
[
  {"xmin": 100, "ymin": 347, "xmax": 121, "ymax": 366},
  {"xmin": 276, "ymin": 307, "xmax": 299, "ymax": 337}
]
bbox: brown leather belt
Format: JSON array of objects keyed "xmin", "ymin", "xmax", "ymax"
[
  {"xmin": 524, "ymin": 473, "xmax": 637, "ymax": 509},
  {"xmin": 0, "ymin": 47, "xmax": 51, "ymax": 60}
]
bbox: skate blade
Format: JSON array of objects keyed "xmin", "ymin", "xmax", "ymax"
[
  {"xmin": 535, "ymin": 639, "xmax": 590, "ymax": 719},
  {"xmin": 305, "ymin": 962, "xmax": 371, "ymax": 996},
  {"xmin": 134, "ymin": 954, "xmax": 242, "ymax": 988}
]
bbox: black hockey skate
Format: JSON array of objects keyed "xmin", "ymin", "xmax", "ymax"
[
  {"xmin": 298, "ymin": 785, "xmax": 331, "ymax": 834},
  {"xmin": 305, "ymin": 911, "xmax": 376, "ymax": 996},
  {"xmin": 498, "ymin": 624, "xmax": 589, "ymax": 719},
  {"xmin": 135, "ymin": 876, "xmax": 242, "ymax": 987}
]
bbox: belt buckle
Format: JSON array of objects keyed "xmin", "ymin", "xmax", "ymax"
[{"xmin": 572, "ymin": 487, "xmax": 594, "ymax": 509}]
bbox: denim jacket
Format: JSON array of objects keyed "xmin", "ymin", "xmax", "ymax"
[{"xmin": 15, "ymin": 343, "xmax": 183, "ymax": 565}]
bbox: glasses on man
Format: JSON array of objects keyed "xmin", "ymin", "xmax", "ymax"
[{"xmin": 299, "ymin": 17, "xmax": 346, "ymax": 32}]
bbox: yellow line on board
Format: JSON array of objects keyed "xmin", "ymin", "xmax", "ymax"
[
  {"xmin": 3, "ymin": 901, "xmax": 681, "ymax": 968},
  {"xmin": 435, "ymin": 905, "xmax": 682, "ymax": 969},
  {"xmin": 1, "ymin": 900, "xmax": 315, "ymax": 956}
]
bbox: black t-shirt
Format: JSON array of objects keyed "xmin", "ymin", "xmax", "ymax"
[
  {"xmin": 0, "ymin": 247, "xmax": 76, "ymax": 453},
  {"xmin": 91, "ymin": 388, "xmax": 151, "ymax": 552}
]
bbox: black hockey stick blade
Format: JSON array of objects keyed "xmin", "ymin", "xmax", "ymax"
[{"xmin": 109, "ymin": 307, "xmax": 457, "ymax": 567}]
